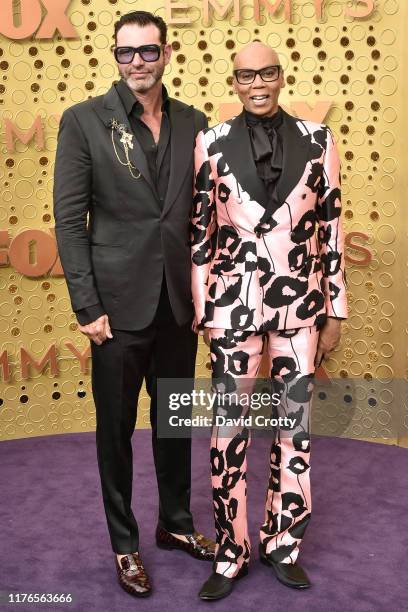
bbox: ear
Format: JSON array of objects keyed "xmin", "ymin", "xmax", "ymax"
[
  {"xmin": 163, "ymin": 42, "xmax": 172, "ymax": 65},
  {"xmin": 280, "ymin": 69, "xmax": 286, "ymax": 88}
]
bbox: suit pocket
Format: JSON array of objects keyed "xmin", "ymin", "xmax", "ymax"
[
  {"xmin": 210, "ymin": 258, "xmax": 238, "ymax": 276},
  {"xmin": 212, "ymin": 228, "xmax": 256, "ymax": 276},
  {"xmin": 91, "ymin": 245, "xmax": 128, "ymax": 295},
  {"xmin": 90, "ymin": 242, "xmax": 123, "ymax": 247}
]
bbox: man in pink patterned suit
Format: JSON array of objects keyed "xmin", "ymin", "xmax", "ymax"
[{"xmin": 191, "ymin": 42, "xmax": 348, "ymax": 601}]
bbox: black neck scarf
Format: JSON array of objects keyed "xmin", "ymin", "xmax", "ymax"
[{"xmin": 245, "ymin": 107, "xmax": 284, "ymax": 237}]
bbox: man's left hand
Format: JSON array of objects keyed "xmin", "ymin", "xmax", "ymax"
[
  {"xmin": 315, "ymin": 318, "xmax": 342, "ymax": 368},
  {"xmin": 192, "ymin": 316, "xmax": 203, "ymax": 335}
]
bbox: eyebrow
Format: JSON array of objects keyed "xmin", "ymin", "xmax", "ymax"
[{"xmin": 234, "ymin": 64, "xmax": 279, "ymax": 71}]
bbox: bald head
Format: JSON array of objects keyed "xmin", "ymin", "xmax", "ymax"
[
  {"xmin": 232, "ymin": 41, "xmax": 285, "ymax": 118},
  {"xmin": 233, "ymin": 41, "xmax": 280, "ymax": 71}
]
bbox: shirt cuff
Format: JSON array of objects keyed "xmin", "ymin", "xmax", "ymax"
[{"xmin": 75, "ymin": 303, "xmax": 105, "ymax": 326}]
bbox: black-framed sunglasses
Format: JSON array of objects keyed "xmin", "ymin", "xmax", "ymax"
[
  {"xmin": 114, "ymin": 44, "xmax": 163, "ymax": 64},
  {"xmin": 233, "ymin": 65, "xmax": 281, "ymax": 85}
]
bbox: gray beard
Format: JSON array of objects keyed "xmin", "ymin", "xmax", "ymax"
[{"xmin": 119, "ymin": 66, "xmax": 165, "ymax": 94}]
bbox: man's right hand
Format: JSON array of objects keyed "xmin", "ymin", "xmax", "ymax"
[{"xmin": 78, "ymin": 314, "xmax": 113, "ymax": 345}]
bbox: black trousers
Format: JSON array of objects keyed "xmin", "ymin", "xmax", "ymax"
[{"xmin": 90, "ymin": 275, "xmax": 198, "ymax": 553}]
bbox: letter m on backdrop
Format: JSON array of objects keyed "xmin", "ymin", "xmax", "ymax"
[
  {"xmin": 5, "ymin": 116, "xmax": 45, "ymax": 153},
  {"xmin": 254, "ymin": 0, "xmax": 292, "ymax": 23},
  {"xmin": 203, "ymin": 0, "xmax": 240, "ymax": 25}
]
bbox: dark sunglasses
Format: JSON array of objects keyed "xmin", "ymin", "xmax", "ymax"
[
  {"xmin": 114, "ymin": 44, "xmax": 163, "ymax": 64},
  {"xmin": 233, "ymin": 65, "xmax": 281, "ymax": 85}
]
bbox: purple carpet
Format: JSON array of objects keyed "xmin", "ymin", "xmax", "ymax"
[{"xmin": 0, "ymin": 431, "xmax": 407, "ymax": 611}]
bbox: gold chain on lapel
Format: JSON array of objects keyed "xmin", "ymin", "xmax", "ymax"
[{"xmin": 109, "ymin": 118, "xmax": 141, "ymax": 180}]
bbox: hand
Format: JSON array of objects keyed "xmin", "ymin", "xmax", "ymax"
[
  {"xmin": 191, "ymin": 317, "xmax": 211, "ymax": 346},
  {"xmin": 315, "ymin": 318, "xmax": 342, "ymax": 368},
  {"xmin": 191, "ymin": 316, "xmax": 204, "ymax": 336},
  {"xmin": 78, "ymin": 314, "xmax": 113, "ymax": 346}
]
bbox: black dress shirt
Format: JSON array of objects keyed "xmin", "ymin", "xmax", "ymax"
[
  {"xmin": 115, "ymin": 78, "xmax": 171, "ymax": 207},
  {"xmin": 76, "ymin": 80, "xmax": 172, "ymax": 326},
  {"xmin": 245, "ymin": 106, "xmax": 283, "ymax": 237}
]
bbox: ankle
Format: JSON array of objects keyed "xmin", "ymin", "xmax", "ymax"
[{"xmin": 116, "ymin": 552, "xmax": 137, "ymax": 562}]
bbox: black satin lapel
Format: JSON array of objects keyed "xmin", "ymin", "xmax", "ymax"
[
  {"xmin": 162, "ymin": 102, "xmax": 195, "ymax": 215},
  {"xmin": 218, "ymin": 112, "xmax": 268, "ymax": 209},
  {"xmin": 94, "ymin": 85, "xmax": 157, "ymax": 195},
  {"xmin": 277, "ymin": 109, "xmax": 311, "ymax": 205}
]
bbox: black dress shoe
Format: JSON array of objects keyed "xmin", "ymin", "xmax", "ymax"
[
  {"xmin": 259, "ymin": 544, "xmax": 311, "ymax": 589},
  {"xmin": 115, "ymin": 553, "xmax": 152, "ymax": 597},
  {"xmin": 156, "ymin": 525, "xmax": 215, "ymax": 561},
  {"xmin": 198, "ymin": 565, "xmax": 248, "ymax": 601}
]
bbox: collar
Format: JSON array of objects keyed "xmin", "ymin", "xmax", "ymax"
[
  {"xmin": 244, "ymin": 105, "xmax": 283, "ymax": 129},
  {"xmin": 115, "ymin": 78, "xmax": 170, "ymax": 117}
]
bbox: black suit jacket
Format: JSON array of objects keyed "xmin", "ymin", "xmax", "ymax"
[{"xmin": 53, "ymin": 84, "xmax": 208, "ymax": 330}]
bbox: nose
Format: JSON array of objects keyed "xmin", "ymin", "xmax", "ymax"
[
  {"xmin": 131, "ymin": 51, "xmax": 144, "ymax": 68},
  {"xmin": 252, "ymin": 73, "xmax": 265, "ymax": 87}
]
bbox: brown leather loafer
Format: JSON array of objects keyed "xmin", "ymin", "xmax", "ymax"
[
  {"xmin": 156, "ymin": 525, "xmax": 215, "ymax": 561},
  {"xmin": 115, "ymin": 552, "xmax": 152, "ymax": 597}
]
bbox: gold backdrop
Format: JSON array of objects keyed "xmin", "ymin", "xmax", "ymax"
[{"xmin": 0, "ymin": 0, "xmax": 407, "ymax": 443}]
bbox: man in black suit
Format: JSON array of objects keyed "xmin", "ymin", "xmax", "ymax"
[{"xmin": 53, "ymin": 11, "xmax": 215, "ymax": 597}]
